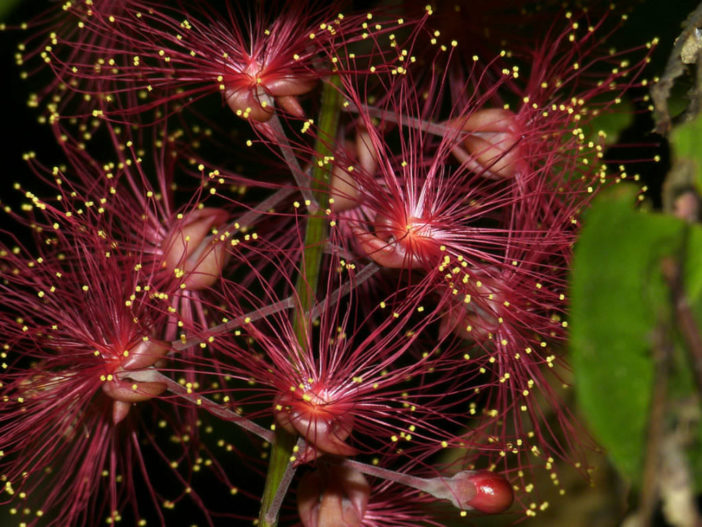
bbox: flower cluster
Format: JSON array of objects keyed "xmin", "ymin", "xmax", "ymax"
[{"xmin": 1, "ymin": 1, "xmax": 655, "ymax": 526}]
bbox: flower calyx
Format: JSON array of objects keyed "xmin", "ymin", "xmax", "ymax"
[
  {"xmin": 224, "ymin": 62, "xmax": 317, "ymax": 122},
  {"xmin": 352, "ymin": 209, "xmax": 442, "ymax": 270},
  {"xmin": 101, "ymin": 338, "xmax": 170, "ymax": 424},
  {"xmin": 273, "ymin": 389, "xmax": 357, "ymax": 457}
]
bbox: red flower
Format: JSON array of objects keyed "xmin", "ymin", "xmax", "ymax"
[
  {"xmin": 43, "ymin": 1, "xmax": 404, "ymax": 124},
  {"xmin": 0, "ymin": 206, "xmax": 181, "ymax": 524},
  {"xmin": 196, "ymin": 246, "xmax": 492, "ymax": 462},
  {"xmin": 14, "ymin": 0, "xmax": 131, "ymax": 122},
  {"xmin": 0, "ymin": 137, "xmax": 260, "ymax": 524},
  {"xmin": 313, "ymin": 7, "xmax": 655, "ymax": 515}
]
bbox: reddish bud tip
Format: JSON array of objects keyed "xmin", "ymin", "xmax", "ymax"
[
  {"xmin": 424, "ymin": 470, "xmax": 513, "ymax": 514},
  {"xmin": 460, "ymin": 471, "xmax": 514, "ymax": 514}
]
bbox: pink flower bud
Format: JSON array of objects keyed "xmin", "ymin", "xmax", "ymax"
[
  {"xmin": 298, "ymin": 464, "xmax": 370, "ymax": 527},
  {"xmin": 449, "ymin": 109, "xmax": 522, "ymax": 179},
  {"xmin": 459, "ymin": 471, "xmax": 514, "ymax": 514},
  {"xmin": 425, "ymin": 470, "xmax": 514, "ymax": 514},
  {"xmin": 161, "ymin": 207, "xmax": 230, "ymax": 290}
]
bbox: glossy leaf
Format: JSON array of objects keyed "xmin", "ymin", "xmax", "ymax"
[
  {"xmin": 671, "ymin": 113, "xmax": 702, "ymax": 195},
  {"xmin": 570, "ymin": 185, "xmax": 684, "ymax": 481}
]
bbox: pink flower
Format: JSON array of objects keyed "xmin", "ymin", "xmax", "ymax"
[
  {"xmin": 311, "ymin": 7, "xmax": 655, "ymax": 513},
  {"xmin": 14, "ymin": 0, "xmax": 131, "ymax": 121},
  {"xmin": 43, "ymin": 1, "xmax": 404, "ymax": 124},
  {"xmin": 0, "ymin": 209, "xmax": 179, "ymax": 524},
  {"xmin": 0, "ymin": 138, "xmax": 260, "ymax": 524},
  {"xmin": 197, "ymin": 246, "xmax": 490, "ymax": 461}
]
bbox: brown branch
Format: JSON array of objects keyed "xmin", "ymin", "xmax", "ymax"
[
  {"xmin": 661, "ymin": 257, "xmax": 702, "ymax": 395},
  {"xmin": 651, "ymin": 2, "xmax": 702, "ymax": 134}
]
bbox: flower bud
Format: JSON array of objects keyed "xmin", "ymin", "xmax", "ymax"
[
  {"xmin": 449, "ymin": 108, "xmax": 522, "ymax": 179},
  {"xmin": 162, "ymin": 208, "xmax": 230, "ymax": 290},
  {"xmin": 455, "ymin": 471, "xmax": 514, "ymax": 514},
  {"xmin": 424, "ymin": 470, "xmax": 514, "ymax": 514},
  {"xmin": 298, "ymin": 464, "xmax": 370, "ymax": 527}
]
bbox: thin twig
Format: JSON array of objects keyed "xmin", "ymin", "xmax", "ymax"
[
  {"xmin": 172, "ymin": 296, "xmax": 297, "ymax": 351},
  {"xmin": 226, "ymin": 186, "xmax": 298, "ymax": 233},
  {"xmin": 262, "ymin": 94, "xmax": 318, "ymax": 210},
  {"xmin": 159, "ymin": 372, "xmax": 274, "ymax": 442},
  {"xmin": 343, "ymin": 101, "xmax": 494, "ymax": 138},
  {"xmin": 309, "ymin": 261, "xmax": 379, "ymax": 320},
  {"xmin": 263, "ymin": 437, "xmax": 305, "ymax": 525},
  {"xmin": 650, "ymin": 2, "xmax": 702, "ymax": 133}
]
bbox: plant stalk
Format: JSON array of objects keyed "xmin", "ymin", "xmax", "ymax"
[{"xmin": 258, "ymin": 76, "xmax": 342, "ymax": 527}]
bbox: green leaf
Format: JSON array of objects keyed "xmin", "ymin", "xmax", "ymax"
[
  {"xmin": 681, "ymin": 225, "xmax": 702, "ymax": 490},
  {"xmin": 570, "ymin": 185, "xmax": 685, "ymax": 482},
  {"xmin": 671, "ymin": 113, "xmax": 702, "ymax": 195}
]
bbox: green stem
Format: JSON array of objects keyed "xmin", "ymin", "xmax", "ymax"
[
  {"xmin": 293, "ymin": 76, "xmax": 342, "ymax": 343},
  {"xmin": 258, "ymin": 77, "xmax": 342, "ymax": 527},
  {"xmin": 259, "ymin": 428, "xmax": 297, "ymax": 527}
]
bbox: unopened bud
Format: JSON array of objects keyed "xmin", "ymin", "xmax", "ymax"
[
  {"xmin": 340, "ymin": 460, "xmax": 513, "ymax": 516},
  {"xmin": 298, "ymin": 464, "xmax": 370, "ymax": 527},
  {"xmin": 426, "ymin": 470, "xmax": 514, "ymax": 514},
  {"xmin": 162, "ymin": 208, "xmax": 230, "ymax": 290},
  {"xmin": 450, "ymin": 109, "xmax": 522, "ymax": 179}
]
